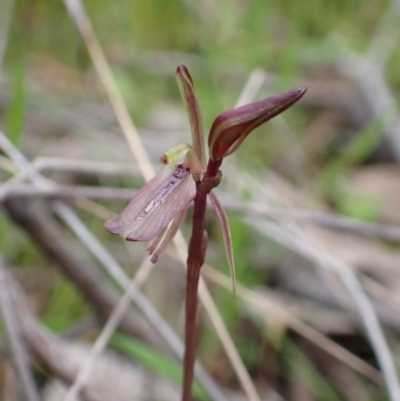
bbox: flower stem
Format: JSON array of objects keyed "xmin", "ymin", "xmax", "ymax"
[
  {"xmin": 182, "ymin": 158, "xmax": 222, "ymax": 401},
  {"xmin": 182, "ymin": 188, "xmax": 207, "ymax": 401}
]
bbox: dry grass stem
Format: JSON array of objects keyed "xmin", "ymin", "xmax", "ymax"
[
  {"xmin": 248, "ymin": 218, "xmax": 400, "ymax": 401},
  {"xmin": 0, "ymin": 154, "xmax": 19, "ymax": 174},
  {"xmin": 202, "ymin": 265, "xmax": 383, "ymax": 384},
  {"xmin": 2, "ymin": 183, "xmax": 136, "ymax": 201},
  {"xmin": 221, "ymin": 198, "xmax": 400, "ymax": 243},
  {"xmin": 63, "ymin": 257, "xmax": 154, "ymax": 401},
  {"xmin": 63, "ymin": 0, "xmax": 154, "ymax": 182},
  {"xmin": 0, "ymin": 263, "xmax": 123, "ymax": 401},
  {"xmin": 234, "ymin": 69, "xmax": 267, "ymax": 108},
  {"xmin": 361, "ymin": 276, "xmax": 400, "ymax": 317},
  {"xmin": 9, "ymin": 157, "xmax": 140, "ymax": 177}
]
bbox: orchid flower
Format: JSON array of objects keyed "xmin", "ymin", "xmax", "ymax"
[
  {"xmin": 105, "ymin": 65, "xmax": 306, "ymax": 288},
  {"xmin": 105, "ymin": 67, "xmax": 305, "ymax": 401}
]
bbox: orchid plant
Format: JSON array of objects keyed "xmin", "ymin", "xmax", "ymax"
[{"xmin": 105, "ymin": 65, "xmax": 305, "ymax": 401}]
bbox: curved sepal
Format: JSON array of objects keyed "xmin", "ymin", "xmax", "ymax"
[
  {"xmin": 209, "ymin": 191, "xmax": 236, "ymax": 295},
  {"xmin": 208, "ymin": 87, "xmax": 306, "ymax": 160},
  {"xmin": 149, "ymin": 206, "xmax": 189, "ymax": 263},
  {"xmin": 176, "ymin": 65, "xmax": 206, "ymax": 167}
]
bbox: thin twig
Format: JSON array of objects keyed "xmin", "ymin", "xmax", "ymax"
[
  {"xmin": 1, "ymin": 183, "xmax": 136, "ymax": 201},
  {"xmin": 9, "ymin": 181, "xmax": 400, "ymax": 244},
  {"xmin": 7, "ymin": 174, "xmax": 400, "ymax": 243},
  {"xmin": 10, "ymin": 160, "xmax": 400, "ymax": 244},
  {"xmin": 27, "ymin": 157, "xmax": 141, "ymax": 176},
  {"xmin": 0, "ymin": 256, "xmax": 41, "ymax": 401},
  {"xmin": 220, "ymin": 197, "xmax": 400, "ymax": 243},
  {"xmin": 0, "ymin": 156, "xmax": 141, "ymax": 179},
  {"xmin": 0, "ymin": 157, "xmax": 140, "ymax": 202}
]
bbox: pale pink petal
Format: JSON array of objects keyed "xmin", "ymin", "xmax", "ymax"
[
  {"xmin": 146, "ymin": 225, "xmax": 168, "ymax": 255},
  {"xmin": 105, "ymin": 164, "xmax": 175, "ymax": 235},
  {"xmin": 105, "ymin": 164, "xmax": 195, "ymax": 241},
  {"xmin": 209, "ymin": 191, "xmax": 236, "ymax": 294},
  {"xmin": 150, "ymin": 206, "xmax": 189, "ymax": 263}
]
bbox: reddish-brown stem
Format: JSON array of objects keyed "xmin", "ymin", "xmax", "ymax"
[
  {"xmin": 182, "ymin": 188, "xmax": 207, "ymax": 401},
  {"xmin": 182, "ymin": 157, "xmax": 222, "ymax": 401},
  {"xmin": 204, "ymin": 158, "xmax": 223, "ymax": 180}
]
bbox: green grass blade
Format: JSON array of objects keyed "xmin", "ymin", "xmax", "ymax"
[
  {"xmin": 5, "ymin": 60, "xmax": 27, "ymax": 146},
  {"xmin": 110, "ymin": 332, "xmax": 211, "ymax": 400}
]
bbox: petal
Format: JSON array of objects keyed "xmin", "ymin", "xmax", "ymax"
[
  {"xmin": 147, "ymin": 225, "xmax": 169, "ymax": 255},
  {"xmin": 105, "ymin": 164, "xmax": 195, "ymax": 241},
  {"xmin": 209, "ymin": 191, "xmax": 236, "ymax": 294},
  {"xmin": 208, "ymin": 87, "xmax": 306, "ymax": 160},
  {"xmin": 150, "ymin": 206, "xmax": 189, "ymax": 263},
  {"xmin": 176, "ymin": 65, "xmax": 206, "ymax": 167}
]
